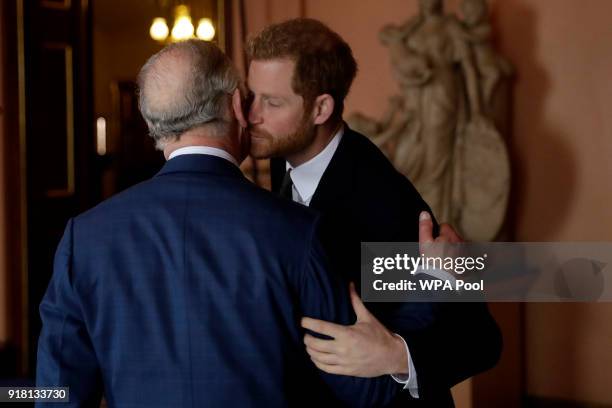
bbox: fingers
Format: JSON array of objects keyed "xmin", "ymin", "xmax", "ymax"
[
  {"xmin": 310, "ymin": 359, "xmax": 349, "ymax": 376},
  {"xmin": 349, "ymin": 282, "xmax": 371, "ymax": 322},
  {"xmin": 301, "ymin": 317, "xmax": 345, "ymax": 339},
  {"xmin": 419, "ymin": 211, "xmax": 434, "ymax": 244},
  {"xmin": 303, "ymin": 333, "xmax": 337, "ymax": 353},
  {"xmin": 304, "ymin": 334, "xmax": 347, "ymax": 375},
  {"xmin": 305, "ymin": 346, "xmax": 340, "ymax": 366}
]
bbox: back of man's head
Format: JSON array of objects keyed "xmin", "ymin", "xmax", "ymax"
[
  {"xmin": 138, "ymin": 39, "xmax": 239, "ymax": 149},
  {"xmin": 246, "ymin": 18, "xmax": 357, "ymax": 119}
]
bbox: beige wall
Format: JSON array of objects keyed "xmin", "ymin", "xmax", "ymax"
[
  {"xmin": 494, "ymin": 0, "xmax": 612, "ymax": 242},
  {"xmin": 526, "ymin": 303, "xmax": 612, "ymax": 405},
  {"xmin": 492, "ymin": 0, "xmax": 612, "ymax": 405},
  {"xmin": 244, "ymin": 0, "xmax": 612, "ymax": 406}
]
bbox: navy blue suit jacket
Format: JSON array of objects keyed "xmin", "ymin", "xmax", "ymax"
[
  {"xmin": 271, "ymin": 127, "xmax": 502, "ymax": 407},
  {"xmin": 36, "ymin": 154, "xmax": 399, "ymax": 407}
]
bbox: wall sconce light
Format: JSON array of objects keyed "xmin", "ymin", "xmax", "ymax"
[
  {"xmin": 150, "ymin": 3, "xmax": 216, "ymax": 43},
  {"xmin": 150, "ymin": 17, "xmax": 170, "ymax": 41},
  {"xmin": 196, "ymin": 18, "xmax": 215, "ymax": 41}
]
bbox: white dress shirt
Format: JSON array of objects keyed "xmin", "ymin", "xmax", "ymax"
[
  {"xmin": 168, "ymin": 146, "xmax": 239, "ymax": 166},
  {"xmin": 285, "ymin": 127, "xmax": 343, "ymax": 206},
  {"xmin": 286, "ymin": 126, "xmax": 419, "ymax": 398}
]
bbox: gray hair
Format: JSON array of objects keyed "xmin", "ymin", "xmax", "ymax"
[{"xmin": 137, "ymin": 39, "xmax": 239, "ymax": 149}]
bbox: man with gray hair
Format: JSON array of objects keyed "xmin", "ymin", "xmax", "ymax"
[
  {"xmin": 138, "ymin": 39, "xmax": 242, "ymax": 152},
  {"xmin": 35, "ymin": 39, "xmax": 399, "ymax": 407}
]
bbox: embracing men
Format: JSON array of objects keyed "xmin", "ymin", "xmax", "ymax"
[{"xmin": 36, "ymin": 18, "xmax": 501, "ymax": 408}]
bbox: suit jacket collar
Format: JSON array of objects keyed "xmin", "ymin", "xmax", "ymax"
[
  {"xmin": 155, "ymin": 154, "xmax": 245, "ymax": 180},
  {"xmin": 308, "ymin": 125, "xmax": 355, "ymax": 209}
]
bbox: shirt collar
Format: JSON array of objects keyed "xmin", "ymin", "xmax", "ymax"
[
  {"xmin": 287, "ymin": 125, "xmax": 344, "ymax": 205},
  {"xmin": 168, "ymin": 146, "xmax": 239, "ymax": 167}
]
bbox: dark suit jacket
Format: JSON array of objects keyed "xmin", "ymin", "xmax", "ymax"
[
  {"xmin": 36, "ymin": 154, "xmax": 400, "ymax": 408},
  {"xmin": 271, "ymin": 126, "xmax": 503, "ymax": 407}
]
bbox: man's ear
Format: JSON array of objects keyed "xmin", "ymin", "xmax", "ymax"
[
  {"xmin": 232, "ymin": 89, "xmax": 248, "ymax": 128},
  {"xmin": 311, "ymin": 94, "xmax": 335, "ymax": 126}
]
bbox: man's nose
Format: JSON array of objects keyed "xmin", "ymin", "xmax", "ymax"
[{"xmin": 248, "ymin": 99, "xmax": 262, "ymax": 125}]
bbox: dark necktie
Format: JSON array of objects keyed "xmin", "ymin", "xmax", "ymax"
[{"xmin": 279, "ymin": 169, "xmax": 293, "ymax": 201}]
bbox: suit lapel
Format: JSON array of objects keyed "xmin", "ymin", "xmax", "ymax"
[
  {"xmin": 309, "ymin": 128, "xmax": 355, "ymax": 211},
  {"xmin": 270, "ymin": 157, "xmax": 287, "ymax": 193}
]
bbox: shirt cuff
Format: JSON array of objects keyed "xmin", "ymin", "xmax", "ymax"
[{"xmin": 390, "ymin": 333, "xmax": 419, "ymax": 399}]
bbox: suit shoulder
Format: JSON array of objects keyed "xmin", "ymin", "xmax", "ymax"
[
  {"xmin": 74, "ymin": 177, "xmax": 167, "ymax": 221},
  {"xmin": 74, "ymin": 178, "xmax": 158, "ymax": 225},
  {"xmin": 341, "ymin": 128, "xmax": 432, "ymax": 230},
  {"xmin": 344, "ymin": 129, "xmax": 390, "ymax": 163},
  {"xmin": 241, "ymin": 181, "xmax": 321, "ymax": 229},
  {"xmin": 344, "ymin": 129, "xmax": 414, "ymax": 191},
  {"xmin": 225, "ymin": 183, "xmax": 324, "ymax": 263}
]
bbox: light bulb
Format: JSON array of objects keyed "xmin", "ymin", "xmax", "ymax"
[
  {"xmin": 150, "ymin": 17, "xmax": 169, "ymax": 41},
  {"xmin": 171, "ymin": 15, "xmax": 194, "ymax": 41},
  {"xmin": 196, "ymin": 18, "xmax": 215, "ymax": 41}
]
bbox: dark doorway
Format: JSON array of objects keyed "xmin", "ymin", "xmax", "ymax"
[{"xmin": 22, "ymin": 0, "xmax": 99, "ymax": 375}]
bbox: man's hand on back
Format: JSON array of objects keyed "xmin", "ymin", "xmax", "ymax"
[
  {"xmin": 302, "ymin": 212, "xmax": 465, "ymax": 378},
  {"xmin": 302, "ymin": 283, "xmax": 408, "ymax": 377}
]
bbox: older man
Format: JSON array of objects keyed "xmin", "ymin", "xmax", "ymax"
[{"xmin": 35, "ymin": 40, "xmax": 399, "ymax": 407}]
